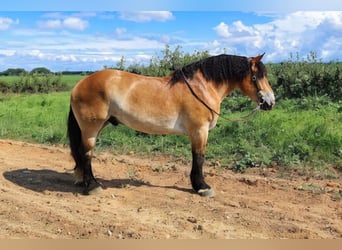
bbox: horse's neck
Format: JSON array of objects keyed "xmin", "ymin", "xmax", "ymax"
[{"xmin": 212, "ymin": 81, "xmax": 237, "ymax": 102}]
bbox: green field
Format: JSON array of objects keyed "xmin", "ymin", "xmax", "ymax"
[{"xmin": 0, "ymin": 91, "xmax": 341, "ymax": 176}]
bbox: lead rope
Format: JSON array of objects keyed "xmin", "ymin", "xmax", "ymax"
[{"xmin": 180, "ymin": 69, "xmax": 260, "ymax": 122}]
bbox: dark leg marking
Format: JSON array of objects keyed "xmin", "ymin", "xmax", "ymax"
[
  {"xmin": 82, "ymin": 155, "xmax": 103, "ymax": 195},
  {"xmin": 190, "ymin": 151, "xmax": 215, "ymax": 197}
]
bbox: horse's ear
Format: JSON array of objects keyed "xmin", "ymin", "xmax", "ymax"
[{"xmin": 250, "ymin": 52, "xmax": 265, "ymax": 63}]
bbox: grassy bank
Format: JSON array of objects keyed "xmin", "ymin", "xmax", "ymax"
[{"xmin": 0, "ymin": 92, "xmax": 341, "ymax": 174}]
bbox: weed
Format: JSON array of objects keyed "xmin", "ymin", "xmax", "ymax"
[
  {"xmin": 331, "ymin": 190, "xmax": 342, "ymax": 201},
  {"xmin": 152, "ymin": 166, "xmax": 164, "ymax": 173},
  {"xmin": 127, "ymin": 166, "xmax": 137, "ymax": 180},
  {"xmin": 297, "ymin": 183, "xmax": 325, "ymax": 194}
]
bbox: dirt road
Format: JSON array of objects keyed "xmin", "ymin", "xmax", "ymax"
[{"xmin": 0, "ymin": 139, "xmax": 341, "ymax": 239}]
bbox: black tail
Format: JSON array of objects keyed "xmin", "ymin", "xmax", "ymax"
[{"xmin": 67, "ymin": 106, "xmax": 84, "ymax": 169}]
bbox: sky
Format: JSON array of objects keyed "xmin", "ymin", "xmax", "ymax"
[{"xmin": 0, "ymin": 0, "xmax": 342, "ymax": 71}]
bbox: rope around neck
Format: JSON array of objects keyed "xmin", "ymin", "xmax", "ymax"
[{"xmin": 180, "ymin": 69, "xmax": 260, "ymax": 122}]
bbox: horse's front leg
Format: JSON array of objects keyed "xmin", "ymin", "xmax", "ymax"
[{"xmin": 189, "ymin": 128, "xmax": 215, "ymax": 197}]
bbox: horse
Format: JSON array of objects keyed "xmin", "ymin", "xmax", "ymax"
[{"xmin": 67, "ymin": 53, "xmax": 275, "ymax": 197}]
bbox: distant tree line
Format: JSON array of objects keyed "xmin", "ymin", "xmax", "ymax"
[
  {"xmin": 0, "ymin": 67, "xmax": 94, "ymax": 76},
  {"xmin": 1, "ymin": 46, "xmax": 341, "ymax": 100},
  {"xmin": 0, "ymin": 67, "xmax": 53, "ymax": 76}
]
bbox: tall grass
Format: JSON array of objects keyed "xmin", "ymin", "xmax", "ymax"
[{"xmin": 207, "ymin": 96, "xmax": 342, "ymax": 172}]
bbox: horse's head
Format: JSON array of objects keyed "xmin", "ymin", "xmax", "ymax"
[{"xmin": 241, "ymin": 53, "xmax": 275, "ymax": 110}]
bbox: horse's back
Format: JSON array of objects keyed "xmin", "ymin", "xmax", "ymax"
[{"xmin": 71, "ymin": 69, "xmax": 139, "ymax": 106}]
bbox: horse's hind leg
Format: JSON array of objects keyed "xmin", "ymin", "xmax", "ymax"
[{"xmin": 80, "ymin": 121, "xmax": 106, "ymax": 194}]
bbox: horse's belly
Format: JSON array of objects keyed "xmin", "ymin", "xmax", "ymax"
[
  {"xmin": 108, "ymin": 84, "xmax": 185, "ymax": 134},
  {"xmin": 114, "ymin": 111, "xmax": 185, "ymax": 135}
]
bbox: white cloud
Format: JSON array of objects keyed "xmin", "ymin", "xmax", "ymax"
[
  {"xmin": 119, "ymin": 11, "xmax": 174, "ymax": 22},
  {"xmin": 63, "ymin": 17, "xmax": 88, "ymax": 31},
  {"xmin": 115, "ymin": 27, "xmax": 127, "ymax": 36},
  {"xmin": 0, "ymin": 29, "xmax": 167, "ymax": 71},
  {"xmin": 214, "ymin": 22, "xmax": 230, "ymax": 38},
  {"xmin": 215, "ymin": 21, "xmax": 259, "ymax": 39},
  {"xmin": 39, "ymin": 19, "xmax": 62, "ymax": 29},
  {"xmin": 56, "ymin": 54, "xmax": 78, "ymax": 62},
  {"xmin": 37, "ymin": 17, "xmax": 88, "ymax": 31},
  {"xmin": 0, "ymin": 49, "xmax": 16, "ymax": 56},
  {"xmin": 27, "ymin": 49, "xmax": 44, "ymax": 58},
  {"xmin": 0, "ymin": 17, "xmax": 19, "ymax": 30},
  {"xmin": 213, "ymin": 11, "xmax": 342, "ymax": 61}
]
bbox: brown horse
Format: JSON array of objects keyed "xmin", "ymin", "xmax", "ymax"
[{"xmin": 67, "ymin": 53, "xmax": 275, "ymax": 196}]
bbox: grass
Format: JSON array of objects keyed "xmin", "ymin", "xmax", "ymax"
[
  {"xmin": 60, "ymin": 75, "xmax": 85, "ymax": 89},
  {"xmin": 0, "ymin": 92, "xmax": 70, "ymax": 144},
  {"xmin": 0, "ymin": 92, "xmax": 341, "ymax": 175}
]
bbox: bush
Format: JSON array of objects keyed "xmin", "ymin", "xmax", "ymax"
[
  {"xmin": 268, "ymin": 52, "xmax": 342, "ymax": 101},
  {"xmin": 0, "ymin": 73, "xmax": 67, "ymax": 93}
]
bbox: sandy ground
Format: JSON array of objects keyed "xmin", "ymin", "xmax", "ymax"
[{"xmin": 0, "ymin": 139, "xmax": 341, "ymax": 239}]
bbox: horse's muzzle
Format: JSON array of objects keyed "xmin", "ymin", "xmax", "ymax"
[{"xmin": 258, "ymin": 91, "xmax": 275, "ymax": 110}]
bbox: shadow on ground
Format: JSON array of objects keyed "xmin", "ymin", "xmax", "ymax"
[{"xmin": 3, "ymin": 168, "xmax": 193, "ymax": 195}]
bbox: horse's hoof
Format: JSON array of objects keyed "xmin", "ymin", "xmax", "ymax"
[
  {"xmin": 198, "ymin": 188, "xmax": 215, "ymax": 197},
  {"xmin": 88, "ymin": 185, "xmax": 104, "ymax": 195},
  {"xmin": 82, "ymin": 181, "xmax": 104, "ymax": 195}
]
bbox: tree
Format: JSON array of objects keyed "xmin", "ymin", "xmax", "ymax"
[
  {"xmin": 30, "ymin": 67, "xmax": 51, "ymax": 74},
  {"xmin": 116, "ymin": 56, "xmax": 126, "ymax": 70},
  {"xmin": 0, "ymin": 68, "xmax": 27, "ymax": 76}
]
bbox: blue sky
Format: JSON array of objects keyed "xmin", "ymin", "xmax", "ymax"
[{"xmin": 0, "ymin": 0, "xmax": 342, "ymax": 71}]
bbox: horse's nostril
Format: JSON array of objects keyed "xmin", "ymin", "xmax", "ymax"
[
  {"xmin": 259, "ymin": 98, "xmax": 274, "ymax": 110},
  {"xmin": 261, "ymin": 92, "xmax": 275, "ymax": 109}
]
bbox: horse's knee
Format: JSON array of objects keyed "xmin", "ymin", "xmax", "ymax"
[{"xmin": 82, "ymin": 136, "xmax": 96, "ymax": 154}]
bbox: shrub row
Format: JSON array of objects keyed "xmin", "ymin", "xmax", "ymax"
[
  {"xmin": 268, "ymin": 61, "xmax": 342, "ymax": 101},
  {"xmin": 0, "ymin": 73, "xmax": 67, "ymax": 93}
]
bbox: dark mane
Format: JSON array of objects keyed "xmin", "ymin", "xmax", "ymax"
[{"xmin": 169, "ymin": 54, "xmax": 252, "ymax": 85}]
